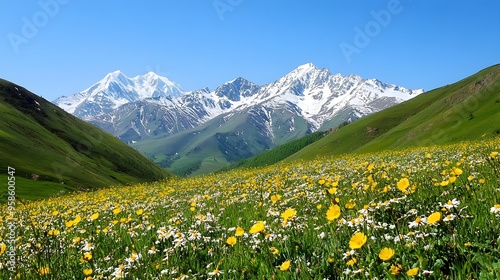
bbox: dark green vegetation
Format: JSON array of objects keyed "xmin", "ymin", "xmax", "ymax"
[
  {"xmin": 0, "ymin": 79, "xmax": 171, "ymax": 202},
  {"xmin": 287, "ymin": 64, "xmax": 500, "ymax": 161},
  {"xmin": 218, "ymin": 131, "xmax": 326, "ymax": 172}
]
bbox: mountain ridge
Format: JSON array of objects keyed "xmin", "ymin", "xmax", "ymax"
[
  {"xmin": 54, "ymin": 63, "xmax": 424, "ymax": 175},
  {"xmin": 55, "ymin": 63, "xmax": 423, "ymax": 141},
  {"xmin": 54, "ymin": 71, "xmax": 184, "ymax": 120}
]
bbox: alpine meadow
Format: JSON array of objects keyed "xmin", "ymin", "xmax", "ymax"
[
  {"xmin": 2, "ymin": 1, "xmax": 500, "ymax": 279},
  {"xmin": 1, "ymin": 64, "xmax": 500, "ymax": 279}
]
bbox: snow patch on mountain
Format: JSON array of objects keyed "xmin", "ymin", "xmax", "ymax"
[
  {"xmin": 54, "ymin": 63, "xmax": 424, "ymax": 141},
  {"xmin": 54, "ymin": 71, "xmax": 183, "ymax": 120}
]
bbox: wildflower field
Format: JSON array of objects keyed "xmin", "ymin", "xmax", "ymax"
[{"xmin": 1, "ymin": 139, "xmax": 500, "ymax": 279}]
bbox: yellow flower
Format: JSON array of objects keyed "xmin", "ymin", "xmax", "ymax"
[
  {"xmin": 427, "ymin": 212, "xmax": 441, "ymax": 224},
  {"xmin": 449, "ymin": 176, "xmax": 457, "ymax": 183},
  {"xmin": 281, "ymin": 208, "xmax": 297, "ymax": 221},
  {"xmin": 65, "ymin": 220, "xmax": 74, "ymax": 228},
  {"xmin": 48, "ymin": 229, "xmax": 60, "ymax": 236},
  {"xmin": 113, "ymin": 208, "xmax": 121, "ymax": 215},
  {"xmin": 346, "ymin": 258, "xmax": 357, "ymax": 266},
  {"xmin": 328, "ymin": 187, "xmax": 337, "ymax": 194},
  {"xmin": 326, "ymin": 205, "xmax": 341, "ymax": 221},
  {"xmin": 345, "ymin": 199, "xmax": 356, "ymax": 209},
  {"xmin": 491, "ymin": 151, "xmax": 499, "ymax": 159},
  {"xmin": 407, "ymin": 267, "xmax": 419, "ymax": 276},
  {"xmin": 278, "ymin": 260, "xmax": 291, "ymax": 271},
  {"xmin": 397, "ymin": 178, "xmax": 410, "ymax": 192},
  {"xmin": 235, "ymin": 227, "xmax": 245, "ymax": 236},
  {"xmin": 367, "ymin": 163, "xmax": 375, "ymax": 171},
  {"xmin": 378, "ymin": 247, "xmax": 395, "ymax": 261},
  {"xmin": 390, "ymin": 264, "xmax": 402, "ymax": 275},
  {"xmin": 249, "ymin": 221, "xmax": 265, "ymax": 234},
  {"xmin": 270, "ymin": 247, "xmax": 280, "ymax": 255},
  {"xmin": 270, "ymin": 194, "xmax": 281, "ymax": 204},
  {"xmin": 82, "ymin": 252, "xmax": 92, "ymax": 262},
  {"xmin": 90, "ymin": 213, "xmax": 99, "ymax": 221},
  {"xmin": 349, "ymin": 232, "xmax": 368, "ymax": 249},
  {"xmin": 226, "ymin": 236, "xmax": 237, "ymax": 246},
  {"xmin": 83, "ymin": 268, "xmax": 93, "ymax": 276},
  {"xmin": 318, "ymin": 179, "xmax": 326, "ymax": 185},
  {"xmin": 136, "ymin": 209, "xmax": 144, "ymax": 215},
  {"xmin": 440, "ymin": 180, "xmax": 449, "ymax": 187},
  {"xmin": 39, "ymin": 266, "xmax": 50, "ymax": 276},
  {"xmin": 452, "ymin": 167, "xmax": 463, "ymax": 176},
  {"xmin": 0, "ymin": 243, "xmax": 6, "ymax": 255}
]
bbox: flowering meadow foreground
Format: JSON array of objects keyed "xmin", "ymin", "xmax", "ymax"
[{"xmin": 1, "ymin": 139, "xmax": 500, "ymax": 279}]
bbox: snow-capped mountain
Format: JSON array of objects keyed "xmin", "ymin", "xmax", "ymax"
[
  {"xmin": 54, "ymin": 71, "xmax": 183, "ymax": 120},
  {"xmin": 54, "ymin": 63, "xmax": 423, "ymax": 174},
  {"xmin": 252, "ymin": 63, "xmax": 422, "ymax": 130}
]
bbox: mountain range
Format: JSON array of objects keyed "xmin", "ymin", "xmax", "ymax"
[
  {"xmin": 54, "ymin": 63, "xmax": 424, "ymax": 175},
  {"xmin": 212, "ymin": 64, "xmax": 500, "ymax": 172}
]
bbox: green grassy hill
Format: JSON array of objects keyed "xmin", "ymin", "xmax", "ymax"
[
  {"xmin": 287, "ymin": 64, "xmax": 500, "ymax": 161},
  {"xmin": 0, "ymin": 79, "xmax": 171, "ymax": 202},
  {"xmin": 217, "ymin": 131, "xmax": 327, "ymax": 172}
]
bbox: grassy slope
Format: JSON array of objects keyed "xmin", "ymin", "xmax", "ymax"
[
  {"xmin": 287, "ymin": 64, "xmax": 500, "ymax": 161},
  {"xmin": 0, "ymin": 79, "xmax": 171, "ymax": 202},
  {"xmin": 217, "ymin": 131, "xmax": 327, "ymax": 172}
]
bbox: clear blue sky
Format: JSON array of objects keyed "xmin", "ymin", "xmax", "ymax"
[{"xmin": 1, "ymin": 0, "xmax": 499, "ymax": 101}]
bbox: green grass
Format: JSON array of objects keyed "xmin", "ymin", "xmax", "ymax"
[
  {"xmin": 218, "ymin": 131, "xmax": 327, "ymax": 172},
  {"xmin": 0, "ymin": 79, "xmax": 172, "ymax": 201},
  {"xmin": 0, "ymin": 175, "xmax": 72, "ymax": 203},
  {"xmin": 1, "ymin": 139, "xmax": 500, "ymax": 279}
]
